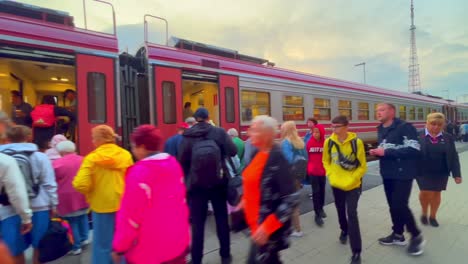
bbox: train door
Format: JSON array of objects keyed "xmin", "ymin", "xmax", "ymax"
[
  {"xmin": 154, "ymin": 65, "xmax": 182, "ymax": 139},
  {"xmin": 76, "ymin": 54, "xmax": 116, "ymax": 155},
  {"xmin": 181, "ymin": 72, "xmax": 219, "ymax": 126},
  {"xmin": 218, "ymin": 74, "xmax": 240, "ymax": 131}
]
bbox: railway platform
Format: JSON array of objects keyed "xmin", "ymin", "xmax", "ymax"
[{"xmin": 40, "ymin": 142, "xmax": 468, "ymax": 264}]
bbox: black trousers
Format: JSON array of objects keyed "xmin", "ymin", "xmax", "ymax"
[
  {"xmin": 332, "ymin": 187, "xmax": 362, "ymax": 254},
  {"xmin": 383, "ymin": 179, "xmax": 420, "ymax": 237},
  {"xmin": 189, "ymin": 185, "xmax": 230, "ymax": 264},
  {"xmin": 309, "ymin": 176, "xmax": 326, "ymax": 214},
  {"xmin": 247, "ymin": 242, "xmax": 282, "ymax": 264}
]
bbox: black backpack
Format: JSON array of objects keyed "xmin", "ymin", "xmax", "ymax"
[
  {"xmin": 38, "ymin": 219, "xmax": 72, "ymax": 263},
  {"xmin": 189, "ymin": 136, "xmax": 223, "ymax": 188},
  {"xmin": 328, "ymin": 139, "xmax": 360, "ymax": 171},
  {"xmin": 0, "ymin": 149, "xmax": 39, "ymax": 205}
]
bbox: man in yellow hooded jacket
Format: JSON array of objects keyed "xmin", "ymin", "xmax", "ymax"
[
  {"xmin": 73, "ymin": 125, "xmax": 133, "ymax": 264},
  {"xmin": 323, "ymin": 115, "xmax": 367, "ymax": 264}
]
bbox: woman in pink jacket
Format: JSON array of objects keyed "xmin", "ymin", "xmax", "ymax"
[
  {"xmin": 52, "ymin": 140, "xmax": 90, "ymax": 255},
  {"xmin": 112, "ymin": 125, "xmax": 190, "ymax": 264}
]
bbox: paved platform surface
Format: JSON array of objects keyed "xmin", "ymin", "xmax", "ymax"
[{"xmin": 42, "ymin": 142, "xmax": 468, "ymax": 264}]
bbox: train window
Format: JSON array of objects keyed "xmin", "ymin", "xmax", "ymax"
[
  {"xmin": 409, "ymin": 106, "xmax": 416, "ymax": 120},
  {"xmin": 399, "ymin": 105, "xmax": 407, "ymax": 120},
  {"xmin": 374, "ymin": 103, "xmax": 379, "ymax": 120},
  {"xmin": 162, "ymin": 81, "xmax": 176, "ymax": 124},
  {"xmin": 283, "ymin": 95, "xmax": 304, "ymax": 121},
  {"xmin": 338, "ymin": 100, "xmax": 352, "ymax": 119},
  {"xmin": 87, "ymin": 72, "xmax": 106, "ymax": 123},
  {"xmin": 241, "ymin": 90, "xmax": 270, "ymax": 121},
  {"xmin": 417, "ymin": 107, "xmax": 424, "ymax": 120},
  {"xmin": 225, "ymin": 87, "xmax": 235, "ymax": 123},
  {"xmin": 358, "ymin": 102, "xmax": 369, "ymax": 120},
  {"xmin": 313, "ymin": 98, "xmax": 331, "ymax": 120}
]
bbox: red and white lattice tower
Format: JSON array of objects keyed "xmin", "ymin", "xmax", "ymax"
[{"xmin": 408, "ymin": 0, "xmax": 422, "ymax": 93}]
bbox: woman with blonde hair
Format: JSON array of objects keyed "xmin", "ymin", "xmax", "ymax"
[
  {"xmin": 280, "ymin": 121, "xmax": 307, "ymax": 237},
  {"xmin": 73, "ymin": 125, "xmax": 133, "ymax": 264},
  {"xmin": 417, "ymin": 113, "xmax": 462, "ymax": 227}
]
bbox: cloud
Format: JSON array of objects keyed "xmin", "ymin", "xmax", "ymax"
[{"xmin": 19, "ymin": 0, "xmax": 468, "ymax": 100}]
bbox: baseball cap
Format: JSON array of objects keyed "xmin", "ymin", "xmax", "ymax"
[{"xmin": 193, "ymin": 107, "xmax": 209, "ymax": 121}]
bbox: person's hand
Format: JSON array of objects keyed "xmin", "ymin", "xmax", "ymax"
[
  {"xmin": 20, "ymin": 222, "xmax": 32, "ymax": 235},
  {"xmin": 111, "ymin": 252, "xmax": 122, "ymax": 264},
  {"xmin": 252, "ymin": 225, "xmax": 269, "ymax": 246},
  {"xmin": 369, "ymin": 148, "xmax": 385, "ymax": 157},
  {"xmin": 454, "ymin": 177, "xmax": 462, "ymax": 184},
  {"xmin": 234, "ymin": 200, "xmax": 244, "ymax": 212}
]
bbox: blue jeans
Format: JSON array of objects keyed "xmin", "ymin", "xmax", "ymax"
[
  {"xmin": 64, "ymin": 214, "xmax": 89, "ymax": 251},
  {"xmin": 92, "ymin": 212, "xmax": 116, "ymax": 264}
]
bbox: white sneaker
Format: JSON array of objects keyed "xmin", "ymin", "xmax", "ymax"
[
  {"xmin": 69, "ymin": 248, "xmax": 82, "ymax": 255},
  {"xmin": 81, "ymin": 239, "xmax": 91, "ymax": 247},
  {"xmin": 290, "ymin": 231, "xmax": 304, "ymax": 237}
]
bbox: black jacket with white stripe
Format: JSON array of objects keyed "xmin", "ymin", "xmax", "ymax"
[{"xmin": 377, "ymin": 118, "xmax": 421, "ymax": 180}]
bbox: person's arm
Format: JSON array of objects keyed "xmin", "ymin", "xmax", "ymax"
[
  {"xmin": 260, "ymin": 153, "xmax": 298, "ymax": 236},
  {"xmin": 37, "ymin": 154, "xmax": 58, "ymax": 209},
  {"xmin": 448, "ymin": 135, "xmax": 462, "ymax": 179},
  {"xmin": 1, "ymin": 159, "xmax": 32, "ymax": 224},
  {"xmin": 73, "ymin": 156, "xmax": 93, "ymax": 196},
  {"xmin": 322, "ymin": 139, "xmax": 331, "ymax": 174},
  {"xmin": 54, "ymin": 106, "xmax": 75, "ymax": 122},
  {"xmin": 383, "ymin": 124, "xmax": 421, "ymax": 159},
  {"xmin": 177, "ymin": 137, "xmax": 191, "ymax": 177},
  {"xmin": 112, "ymin": 167, "xmax": 146, "ymax": 254}
]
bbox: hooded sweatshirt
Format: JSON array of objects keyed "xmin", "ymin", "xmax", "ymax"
[
  {"xmin": 0, "ymin": 143, "xmax": 58, "ymax": 216},
  {"xmin": 306, "ymin": 124, "xmax": 326, "ymax": 176},
  {"xmin": 113, "ymin": 153, "xmax": 189, "ymax": 264},
  {"xmin": 322, "ymin": 133, "xmax": 367, "ymax": 191},
  {"xmin": 73, "ymin": 143, "xmax": 133, "ymax": 213},
  {"xmin": 53, "ymin": 153, "xmax": 89, "ymax": 216}
]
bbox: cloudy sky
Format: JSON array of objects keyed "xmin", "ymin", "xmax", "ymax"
[{"xmin": 21, "ymin": 0, "xmax": 468, "ymax": 101}]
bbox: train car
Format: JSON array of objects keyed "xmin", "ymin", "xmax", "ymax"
[
  {"xmin": 0, "ymin": 0, "xmax": 119, "ymax": 154},
  {"xmin": 124, "ymin": 30, "xmax": 468, "ymax": 145}
]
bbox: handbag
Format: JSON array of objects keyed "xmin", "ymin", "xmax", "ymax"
[{"xmin": 226, "ymin": 157, "xmax": 243, "ymax": 206}]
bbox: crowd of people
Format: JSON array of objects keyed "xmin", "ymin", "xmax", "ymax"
[{"xmin": 0, "ymin": 100, "xmax": 463, "ymax": 264}]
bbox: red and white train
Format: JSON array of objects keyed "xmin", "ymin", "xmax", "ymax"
[{"xmin": 1, "ymin": 1, "xmax": 467, "ymax": 154}]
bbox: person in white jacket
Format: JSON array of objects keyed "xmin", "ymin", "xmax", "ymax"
[
  {"xmin": 0, "ymin": 125, "xmax": 58, "ymax": 264},
  {"xmin": 0, "ymin": 153, "xmax": 33, "ymax": 255}
]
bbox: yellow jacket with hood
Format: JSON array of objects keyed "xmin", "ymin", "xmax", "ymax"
[
  {"xmin": 322, "ymin": 132, "xmax": 367, "ymax": 191},
  {"xmin": 73, "ymin": 143, "xmax": 133, "ymax": 213}
]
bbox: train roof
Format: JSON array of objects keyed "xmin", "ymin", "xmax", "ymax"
[
  {"xmin": 146, "ymin": 42, "xmax": 454, "ymax": 105},
  {"xmin": 0, "ymin": 1, "xmax": 118, "ymax": 55},
  {"xmin": 170, "ymin": 37, "xmax": 273, "ymax": 65}
]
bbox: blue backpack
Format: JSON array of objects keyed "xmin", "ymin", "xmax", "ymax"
[{"xmin": 291, "ymin": 148, "xmax": 307, "ymax": 181}]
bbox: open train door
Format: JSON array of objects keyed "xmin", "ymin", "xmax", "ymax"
[
  {"xmin": 76, "ymin": 54, "xmax": 116, "ymax": 155},
  {"xmin": 219, "ymin": 74, "xmax": 240, "ymax": 131},
  {"xmin": 153, "ymin": 65, "xmax": 182, "ymax": 139}
]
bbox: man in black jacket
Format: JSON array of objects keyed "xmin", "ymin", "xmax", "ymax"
[
  {"xmin": 178, "ymin": 107, "xmax": 237, "ymax": 264},
  {"xmin": 370, "ymin": 103, "xmax": 425, "ymax": 256}
]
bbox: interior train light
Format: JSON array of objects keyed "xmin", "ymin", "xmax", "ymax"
[
  {"xmin": 51, "ymin": 77, "xmax": 58, "ymax": 81},
  {"xmin": 60, "ymin": 78, "xmax": 69, "ymax": 82},
  {"xmin": 0, "ymin": 73, "xmax": 7, "ymax": 77}
]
